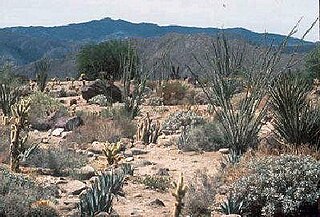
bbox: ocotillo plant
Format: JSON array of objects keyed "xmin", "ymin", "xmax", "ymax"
[
  {"xmin": 172, "ymin": 173, "xmax": 187, "ymax": 217},
  {"xmin": 136, "ymin": 113, "xmax": 160, "ymax": 144},
  {"xmin": 10, "ymin": 99, "xmax": 31, "ymax": 172},
  {"xmin": 35, "ymin": 58, "xmax": 50, "ymax": 92}
]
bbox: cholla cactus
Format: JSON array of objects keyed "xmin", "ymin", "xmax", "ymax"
[
  {"xmin": 136, "ymin": 113, "xmax": 160, "ymax": 144},
  {"xmin": 103, "ymin": 142, "xmax": 122, "ymax": 166},
  {"xmin": 10, "ymin": 99, "xmax": 31, "ymax": 172},
  {"xmin": 172, "ymin": 173, "xmax": 187, "ymax": 217}
]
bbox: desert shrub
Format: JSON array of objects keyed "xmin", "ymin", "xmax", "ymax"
[
  {"xmin": 232, "ymin": 155, "xmax": 320, "ymax": 217},
  {"xmin": 27, "ymin": 205, "xmax": 59, "ymax": 217},
  {"xmin": 88, "ymin": 94, "xmax": 111, "ymax": 106},
  {"xmin": 184, "ymin": 170, "xmax": 220, "ymax": 216},
  {"xmin": 66, "ymin": 110, "xmax": 136, "ymax": 145},
  {"xmin": 157, "ymin": 81, "xmax": 188, "ymax": 105},
  {"xmin": 162, "ymin": 111, "xmax": 205, "ymax": 133},
  {"xmin": 26, "ymin": 146, "xmax": 87, "ymax": 176},
  {"xmin": 0, "ymin": 167, "xmax": 58, "ymax": 217},
  {"xmin": 144, "ymin": 96, "xmax": 163, "ymax": 106},
  {"xmin": 138, "ymin": 175, "xmax": 171, "ymax": 192},
  {"xmin": 27, "ymin": 91, "xmax": 67, "ymax": 127},
  {"xmin": 270, "ymin": 73, "xmax": 320, "ymax": 149},
  {"xmin": 178, "ymin": 121, "xmax": 224, "ymax": 151}
]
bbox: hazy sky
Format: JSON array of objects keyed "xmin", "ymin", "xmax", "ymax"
[{"xmin": 0, "ymin": 0, "xmax": 318, "ymax": 41}]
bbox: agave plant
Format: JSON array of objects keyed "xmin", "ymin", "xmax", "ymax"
[
  {"xmin": 220, "ymin": 193, "xmax": 243, "ymax": 215},
  {"xmin": 78, "ymin": 164, "xmax": 133, "ymax": 216}
]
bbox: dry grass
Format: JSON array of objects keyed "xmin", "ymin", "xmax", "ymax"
[{"xmin": 64, "ymin": 114, "xmax": 136, "ymax": 146}]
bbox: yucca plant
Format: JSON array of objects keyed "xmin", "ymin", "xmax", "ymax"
[{"xmin": 270, "ymin": 72, "xmax": 320, "ymax": 149}]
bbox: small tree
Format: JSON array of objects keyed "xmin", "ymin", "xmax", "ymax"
[{"xmin": 77, "ymin": 40, "xmax": 136, "ymax": 81}]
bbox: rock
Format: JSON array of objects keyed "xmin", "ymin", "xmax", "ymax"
[
  {"xmin": 130, "ymin": 148, "xmax": 148, "ymax": 156},
  {"xmin": 51, "ymin": 128, "xmax": 65, "ymax": 137},
  {"xmin": 219, "ymin": 148, "xmax": 230, "ymax": 154},
  {"xmin": 125, "ymin": 157, "xmax": 134, "ymax": 162},
  {"xmin": 61, "ymin": 131, "xmax": 72, "ymax": 139},
  {"xmin": 58, "ymin": 180, "xmax": 87, "ymax": 195},
  {"xmin": 87, "ymin": 141, "xmax": 105, "ymax": 154},
  {"xmin": 137, "ymin": 160, "xmax": 156, "ymax": 167},
  {"xmin": 95, "ymin": 212, "xmax": 110, "ymax": 217},
  {"xmin": 148, "ymin": 199, "xmax": 165, "ymax": 207},
  {"xmin": 54, "ymin": 116, "xmax": 83, "ymax": 131},
  {"xmin": 156, "ymin": 168, "xmax": 169, "ymax": 176},
  {"xmin": 81, "ymin": 79, "xmax": 122, "ymax": 103},
  {"xmin": 221, "ymin": 215, "xmax": 241, "ymax": 217},
  {"xmin": 87, "ymin": 151, "xmax": 95, "ymax": 157},
  {"xmin": 133, "ymin": 193, "xmax": 142, "ymax": 198},
  {"xmin": 124, "ymin": 149, "xmax": 133, "ymax": 157},
  {"xmin": 77, "ymin": 165, "xmax": 96, "ymax": 180}
]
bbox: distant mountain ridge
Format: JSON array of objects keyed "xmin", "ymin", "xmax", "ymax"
[
  {"xmin": 0, "ymin": 17, "xmax": 315, "ymax": 77},
  {"xmin": 4, "ymin": 17, "xmax": 314, "ymax": 45}
]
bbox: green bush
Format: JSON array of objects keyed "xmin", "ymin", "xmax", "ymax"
[
  {"xmin": 232, "ymin": 155, "xmax": 320, "ymax": 216},
  {"xmin": 0, "ymin": 167, "xmax": 58, "ymax": 217},
  {"xmin": 178, "ymin": 121, "xmax": 224, "ymax": 152},
  {"xmin": 77, "ymin": 40, "xmax": 137, "ymax": 80}
]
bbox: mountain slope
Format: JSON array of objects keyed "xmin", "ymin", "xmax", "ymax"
[{"xmin": 0, "ymin": 17, "xmax": 315, "ymax": 77}]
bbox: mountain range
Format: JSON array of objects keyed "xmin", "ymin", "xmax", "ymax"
[{"xmin": 0, "ymin": 17, "xmax": 315, "ymax": 77}]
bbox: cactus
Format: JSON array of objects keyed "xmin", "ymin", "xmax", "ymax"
[
  {"xmin": 0, "ymin": 84, "xmax": 21, "ymax": 117},
  {"xmin": 79, "ymin": 164, "xmax": 133, "ymax": 216},
  {"xmin": 136, "ymin": 113, "xmax": 160, "ymax": 144},
  {"xmin": 9, "ymin": 99, "xmax": 37, "ymax": 172},
  {"xmin": 35, "ymin": 58, "xmax": 50, "ymax": 92},
  {"xmin": 172, "ymin": 173, "xmax": 187, "ymax": 217},
  {"xmin": 103, "ymin": 142, "xmax": 122, "ymax": 166}
]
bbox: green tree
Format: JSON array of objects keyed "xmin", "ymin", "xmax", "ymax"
[{"xmin": 77, "ymin": 40, "xmax": 136, "ymax": 80}]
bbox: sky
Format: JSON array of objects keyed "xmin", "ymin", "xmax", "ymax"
[{"xmin": 0, "ymin": 0, "xmax": 318, "ymax": 41}]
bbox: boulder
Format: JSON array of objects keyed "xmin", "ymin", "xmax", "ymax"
[
  {"xmin": 54, "ymin": 116, "xmax": 83, "ymax": 131},
  {"xmin": 81, "ymin": 79, "xmax": 122, "ymax": 103},
  {"xmin": 58, "ymin": 180, "xmax": 87, "ymax": 195},
  {"xmin": 51, "ymin": 128, "xmax": 65, "ymax": 137},
  {"xmin": 76, "ymin": 165, "xmax": 96, "ymax": 180}
]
